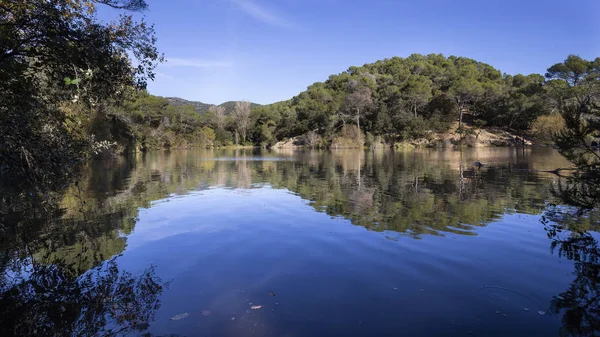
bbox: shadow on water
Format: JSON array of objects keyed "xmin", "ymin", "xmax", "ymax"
[{"xmin": 0, "ymin": 147, "xmax": 598, "ymax": 336}]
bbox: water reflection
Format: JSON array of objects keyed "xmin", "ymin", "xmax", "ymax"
[
  {"xmin": 100, "ymin": 148, "xmax": 566, "ymax": 237},
  {"xmin": 1, "ymin": 148, "xmax": 599, "ymax": 336},
  {"xmin": 543, "ymin": 208, "xmax": 600, "ymax": 336},
  {"xmin": 0, "ymin": 258, "xmax": 165, "ymax": 336},
  {"xmin": 0, "ymin": 155, "xmax": 167, "ymax": 336}
]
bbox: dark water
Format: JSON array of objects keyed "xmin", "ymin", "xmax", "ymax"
[{"xmin": 1, "ymin": 148, "xmax": 599, "ymax": 337}]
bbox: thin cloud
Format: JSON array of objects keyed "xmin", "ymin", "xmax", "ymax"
[
  {"xmin": 155, "ymin": 71, "xmax": 175, "ymax": 79},
  {"xmin": 164, "ymin": 58, "xmax": 234, "ymax": 68},
  {"xmin": 230, "ymin": 0, "xmax": 295, "ymax": 28}
]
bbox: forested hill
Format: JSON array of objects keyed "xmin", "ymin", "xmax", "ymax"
[
  {"xmin": 166, "ymin": 97, "xmax": 213, "ymax": 114},
  {"xmin": 118, "ymin": 53, "xmax": 573, "ymax": 151},
  {"xmin": 251, "ymin": 53, "xmax": 555, "ymax": 147},
  {"xmin": 218, "ymin": 101, "xmax": 263, "ymax": 115},
  {"xmin": 166, "ymin": 97, "xmax": 262, "ymax": 115}
]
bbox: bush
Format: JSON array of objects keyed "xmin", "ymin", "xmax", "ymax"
[
  {"xmin": 331, "ymin": 125, "xmax": 365, "ymax": 148},
  {"xmin": 214, "ymin": 129, "xmax": 234, "ymax": 147},
  {"xmin": 303, "ymin": 131, "xmax": 322, "ymax": 148},
  {"xmin": 531, "ymin": 114, "xmax": 566, "ymax": 144},
  {"xmin": 365, "ymin": 132, "xmax": 386, "ymax": 148},
  {"xmin": 393, "ymin": 114, "xmax": 430, "ymax": 141},
  {"xmin": 196, "ymin": 127, "xmax": 216, "ymax": 147}
]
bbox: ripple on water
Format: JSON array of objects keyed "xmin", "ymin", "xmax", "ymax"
[{"xmin": 476, "ymin": 285, "xmax": 549, "ymax": 315}]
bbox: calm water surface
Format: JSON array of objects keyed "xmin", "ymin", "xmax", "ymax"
[{"xmin": 2, "ymin": 148, "xmax": 599, "ymax": 336}]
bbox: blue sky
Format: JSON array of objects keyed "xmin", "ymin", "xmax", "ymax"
[{"xmin": 107, "ymin": 0, "xmax": 599, "ymax": 104}]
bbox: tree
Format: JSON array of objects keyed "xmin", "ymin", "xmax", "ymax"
[
  {"xmin": 546, "ymin": 55, "xmax": 600, "ymax": 210},
  {"xmin": 208, "ymin": 105, "xmax": 227, "ymax": 130},
  {"xmin": 0, "ymin": 0, "xmax": 161, "ymax": 190},
  {"xmin": 233, "ymin": 101, "xmax": 251, "ymax": 144},
  {"xmin": 547, "ymin": 56, "xmax": 600, "ymax": 169},
  {"xmin": 448, "ymin": 76, "xmax": 485, "ymax": 129},
  {"xmin": 344, "ymin": 82, "xmax": 373, "ymax": 135},
  {"xmin": 403, "ymin": 76, "xmax": 432, "ymax": 117}
]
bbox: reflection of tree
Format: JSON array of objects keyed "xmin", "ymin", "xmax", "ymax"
[
  {"xmin": 236, "ymin": 158, "xmax": 252, "ymax": 189},
  {"xmin": 0, "ymin": 148, "xmax": 584, "ymax": 335},
  {"xmin": 0, "ymin": 156, "xmax": 168, "ymax": 336},
  {"xmin": 543, "ymin": 209, "xmax": 600, "ymax": 336},
  {"xmin": 553, "ymin": 172, "xmax": 600, "ymax": 212},
  {"xmin": 72, "ymin": 148, "xmax": 557, "ymax": 238},
  {"xmin": 0, "ymin": 258, "xmax": 166, "ymax": 337}
]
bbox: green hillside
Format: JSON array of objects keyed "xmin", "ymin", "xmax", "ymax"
[{"xmin": 166, "ymin": 97, "xmax": 261, "ymax": 115}]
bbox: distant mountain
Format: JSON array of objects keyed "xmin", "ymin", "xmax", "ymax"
[
  {"xmin": 166, "ymin": 97, "xmax": 262, "ymax": 115},
  {"xmin": 166, "ymin": 97, "xmax": 213, "ymax": 114},
  {"xmin": 218, "ymin": 101, "xmax": 262, "ymax": 115}
]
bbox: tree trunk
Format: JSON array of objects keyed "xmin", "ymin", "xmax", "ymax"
[
  {"xmin": 357, "ymin": 150, "xmax": 361, "ymax": 188},
  {"xmin": 414, "ymin": 104, "xmax": 417, "ymax": 117},
  {"xmin": 455, "ymin": 97, "xmax": 464, "ymax": 129},
  {"xmin": 356, "ymin": 108, "xmax": 360, "ymax": 134}
]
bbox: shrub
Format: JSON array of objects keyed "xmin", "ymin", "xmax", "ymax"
[
  {"xmin": 531, "ymin": 114, "xmax": 566, "ymax": 144},
  {"xmin": 303, "ymin": 131, "xmax": 322, "ymax": 148},
  {"xmin": 197, "ymin": 127, "xmax": 216, "ymax": 147},
  {"xmin": 331, "ymin": 125, "xmax": 365, "ymax": 148}
]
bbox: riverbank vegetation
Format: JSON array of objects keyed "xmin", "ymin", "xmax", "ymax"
[
  {"xmin": 1, "ymin": 1, "xmax": 598, "ymax": 192},
  {"xmin": 0, "ymin": 0, "xmax": 161, "ymax": 190}
]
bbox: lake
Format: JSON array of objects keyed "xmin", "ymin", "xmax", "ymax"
[{"xmin": 1, "ymin": 148, "xmax": 599, "ymax": 337}]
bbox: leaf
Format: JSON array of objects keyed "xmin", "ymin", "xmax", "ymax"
[
  {"xmin": 170, "ymin": 312, "xmax": 189, "ymax": 321},
  {"xmin": 71, "ymin": 78, "xmax": 81, "ymax": 85},
  {"xmin": 64, "ymin": 77, "xmax": 72, "ymax": 85}
]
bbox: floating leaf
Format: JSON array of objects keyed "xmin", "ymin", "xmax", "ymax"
[
  {"xmin": 268, "ymin": 292, "xmax": 276, "ymax": 297},
  {"xmin": 170, "ymin": 312, "xmax": 189, "ymax": 321}
]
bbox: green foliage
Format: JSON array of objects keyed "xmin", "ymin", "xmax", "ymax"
[
  {"xmin": 254, "ymin": 53, "xmax": 560, "ymax": 145},
  {"xmin": 111, "ymin": 91, "xmax": 217, "ymax": 150},
  {"xmin": 545, "ymin": 55, "xmax": 600, "ymax": 210},
  {"xmin": 480, "ymin": 74, "xmax": 549, "ymax": 130},
  {"xmin": 548, "ymin": 55, "xmax": 600, "ymax": 168},
  {"xmin": 219, "ymin": 101, "xmax": 262, "ymax": 115},
  {"xmin": 331, "ymin": 125, "xmax": 365, "ymax": 148},
  {"xmin": 2, "ymin": 16, "xmax": 598, "ymax": 195},
  {"xmin": 167, "ymin": 97, "xmax": 214, "ymax": 114},
  {"xmin": 0, "ymin": 0, "xmax": 161, "ymax": 190}
]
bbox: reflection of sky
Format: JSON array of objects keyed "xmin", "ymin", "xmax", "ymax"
[
  {"xmin": 126, "ymin": 188, "xmax": 310, "ymax": 250},
  {"xmin": 114, "ymin": 186, "xmax": 577, "ymax": 337}
]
